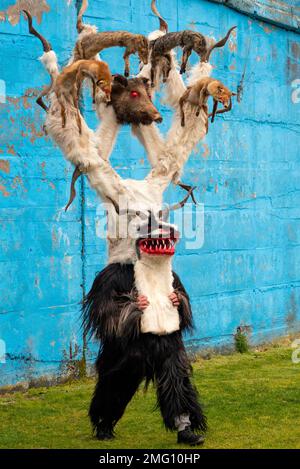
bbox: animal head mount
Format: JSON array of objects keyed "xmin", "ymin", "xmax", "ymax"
[
  {"xmin": 103, "ymin": 187, "xmax": 196, "ymax": 258},
  {"xmin": 207, "ymin": 80, "xmax": 236, "ymax": 109},
  {"xmin": 151, "ymin": 0, "xmax": 168, "ymax": 33},
  {"xmin": 133, "ymin": 188, "xmax": 196, "ymax": 258},
  {"xmin": 111, "ymin": 75, "xmax": 162, "ymax": 125},
  {"xmin": 179, "ymin": 77, "xmax": 236, "ymax": 127}
]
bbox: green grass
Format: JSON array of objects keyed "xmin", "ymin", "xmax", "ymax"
[{"xmin": 1, "ymin": 346, "xmax": 300, "ymax": 449}]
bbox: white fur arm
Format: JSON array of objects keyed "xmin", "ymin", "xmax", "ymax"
[
  {"xmin": 86, "ymin": 157, "xmax": 125, "ymax": 203},
  {"xmin": 95, "ymin": 101, "xmax": 120, "ymax": 161},
  {"xmin": 131, "ymin": 123, "xmax": 165, "ymax": 168},
  {"xmin": 147, "ymin": 61, "xmax": 213, "ymax": 187}
]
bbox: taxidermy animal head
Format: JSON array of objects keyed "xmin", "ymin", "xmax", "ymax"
[
  {"xmin": 110, "ymin": 75, "xmax": 162, "ymax": 125},
  {"xmin": 206, "ymin": 80, "xmax": 235, "ymax": 109},
  {"xmin": 106, "ymin": 186, "xmax": 196, "ymax": 259},
  {"xmin": 135, "ymin": 215, "xmax": 180, "ymax": 258},
  {"xmin": 179, "ymin": 77, "xmax": 236, "ymax": 127}
]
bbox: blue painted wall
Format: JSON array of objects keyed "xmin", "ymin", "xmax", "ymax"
[{"xmin": 0, "ymin": 0, "xmax": 299, "ymax": 386}]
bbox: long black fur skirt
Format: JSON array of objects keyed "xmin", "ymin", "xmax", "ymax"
[
  {"xmin": 89, "ymin": 331, "xmax": 207, "ymax": 435},
  {"xmin": 83, "ymin": 263, "xmax": 207, "ymax": 435}
]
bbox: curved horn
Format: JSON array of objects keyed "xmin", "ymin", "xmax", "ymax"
[
  {"xmin": 23, "ymin": 10, "xmax": 52, "ymax": 52},
  {"xmin": 65, "ymin": 166, "xmax": 82, "ymax": 212},
  {"xmin": 151, "ymin": 0, "xmax": 168, "ymax": 33},
  {"xmin": 203, "ymin": 26, "xmax": 236, "ymax": 62},
  {"xmin": 77, "ymin": 0, "xmax": 88, "ymax": 34},
  {"xmin": 159, "ymin": 186, "xmax": 197, "ymax": 219}
]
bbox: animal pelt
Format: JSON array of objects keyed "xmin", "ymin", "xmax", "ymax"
[
  {"xmin": 131, "ymin": 123, "xmax": 164, "ymax": 167},
  {"xmin": 138, "ymin": 29, "xmax": 176, "ymax": 94},
  {"xmin": 95, "ymin": 99, "xmax": 119, "ymax": 161},
  {"xmin": 135, "ymin": 254, "xmax": 181, "ymax": 335},
  {"xmin": 90, "ymin": 332, "xmax": 207, "ymax": 434},
  {"xmin": 179, "ymin": 76, "xmax": 236, "ymax": 128},
  {"xmin": 72, "ymin": 30, "xmax": 149, "ymax": 77},
  {"xmin": 82, "ymin": 263, "xmax": 193, "ymax": 344},
  {"xmin": 149, "ymin": 30, "xmax": 210, "ymax": 80},
  {"xmin": 144, "ymin": 61, "xmax": 213, "ymax": 185},
  {"xmin": 45, "ymin": 92, "xmax": 101, "ymax": 171},
  {"xmin": 39, "ymin": 50, "xmax": 59, "ymax": 78}
]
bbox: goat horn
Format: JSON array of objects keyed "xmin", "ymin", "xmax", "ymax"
[
  {"xmin": 159, "ymin": 186, "xmax": 197, "ymax": 219},
  {"xmin": 203, "ymin": 26, "xmax": 236, "ymax": 62},
  {"xmin": 65, "ymin": 166, "xmax": 82, "ymax": 212},
  {"xmin": 77, "ymin": 0, "xmax": 88, "ymax": 34},
  {"xmin": 23, "ymin": 10, "xmax": 52, "ymax": 52},
  {"xmin": 151, "ymin": 0, "xmax": 168, "ymax": 33}
]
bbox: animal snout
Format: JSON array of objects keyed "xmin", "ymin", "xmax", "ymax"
[
  {"xmin": 154, "ymin": 112, "xmax": 162, "ymax": 123},
  {"xmin": 104, "ymin": 88, "xmax": 111, "ymax": 102}
]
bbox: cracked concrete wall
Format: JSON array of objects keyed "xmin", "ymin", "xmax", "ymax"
[{"xmin": 0, "ymin": 0, "xmax": 300, "ymax": 387}]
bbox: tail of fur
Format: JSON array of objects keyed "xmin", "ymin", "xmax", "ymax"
[{"xmin": 39, "ymin": 50, "xmax": 59, "ymax": 79}]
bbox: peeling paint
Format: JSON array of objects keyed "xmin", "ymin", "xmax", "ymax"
[
  {"xmin": 1, "ymin": 0, "xmax": 50, "ymax": 26},
  {"xmin": 0, "ymin": 184, "xmax": 10, "ymax": 197},
  {"xmin": 0, "ymin": 160, "xmax": 10, "ymax": 174},
  {"xmin": 201, "ymin": 143, "xmax": 210, "ymax": 159},
  {"xmin": 7, "ymin": 144, "xmax": 16, "ymax": 155},
  {"xmin": 0, "ymin": 0, "xmax": 300, "ymax": 389}
]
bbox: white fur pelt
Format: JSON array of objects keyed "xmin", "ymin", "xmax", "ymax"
[
  {"xmin": 45, "ymin": 94, "xmax": 101, "ymax": 170},
  {"xmin": 39, "ymin": 51, "xmax": 60, "ymax": 79},
  {"xmin": 95, "ymin": 99, "xmax": 120, "ymax": 161},
  {"xmin": 39, "ymin": 52, "xmax": 100, "ymax": 170},
  {"xmin": 145, "ymin": 61, "xmax": 213, "ymax": 185},
  {"xmin": 131, "ymin": 123, "xmax": 165, "ymax": 168},
  {"xmin": 187, "ymin": 61, "xmax": 213, "ymax": 87},
  {"xmin": 146, "ymin": 105, "xmax": 208, "ymax": 188},
  {"xmin": 135, "ymin": 255, "xmax": 180, "ymax": 334}
]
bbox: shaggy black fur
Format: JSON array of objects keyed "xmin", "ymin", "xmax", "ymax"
[
  {"xmin": 82, "ymin": 263, "xmax": 193, "ymax": 342},
  {"xmin": 83, "ymin": 263, "xmax": 206, "ymax": 438},
  {"xmin": 90, "ymin": 332, "xmax": 207, "ymax": 437}
]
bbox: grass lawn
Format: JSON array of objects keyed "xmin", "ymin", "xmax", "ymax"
[{"xmin": 1, "ymin": 345, "xmax": 300, "ymax": 449}]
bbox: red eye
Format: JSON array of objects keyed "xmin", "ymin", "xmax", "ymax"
[{"xmin": 130, "ymin": 91, "xmax": 139, "ymax": 98}]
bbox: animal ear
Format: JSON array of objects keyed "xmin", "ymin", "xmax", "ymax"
[{"xmin": 113, "ymin": 74, "xmax": 128, "ymax": 87}]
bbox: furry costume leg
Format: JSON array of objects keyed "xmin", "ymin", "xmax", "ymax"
[
  {"xmin": 144, "ymin": 333, "xmax": 207, "ymax": 433},
  {"xmin": 90, "ymin": 339, "xmax": 145, "ymax": 438}
]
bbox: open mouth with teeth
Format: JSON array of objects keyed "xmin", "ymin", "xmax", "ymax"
[{"xmin": 138, "ymin": 237, "xmax": 177, "ymax": 256}]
